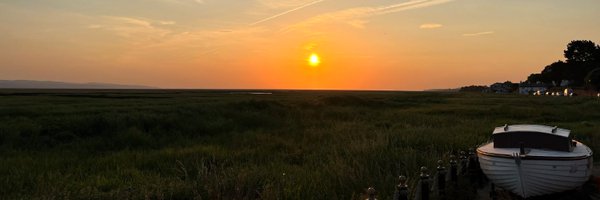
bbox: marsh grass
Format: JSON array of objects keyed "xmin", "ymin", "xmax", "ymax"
[{"xmin": 0, "ymin": 90, "xmax": 599, "ymax": 199}]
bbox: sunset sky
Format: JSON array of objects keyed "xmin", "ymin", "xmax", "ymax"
[{"xmin": 1, "ymin": 0, "xmax": 600, "ymax": 90}]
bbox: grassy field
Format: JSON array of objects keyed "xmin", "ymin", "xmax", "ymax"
[{"xmin": 0, "ymin": 90, "xmax": 599, "ymax": 199}]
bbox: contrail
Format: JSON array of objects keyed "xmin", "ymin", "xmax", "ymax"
[
  {"xmin": 250, "ymin": 0, "xmax": 325, "ymax": 26},
  {"xmin": 377, "ymin": 0, "xmax": 453, "ymax": 15},
  {"xmin": 281, "ymin": 0, "xmax": 454, "ymax": 33}
]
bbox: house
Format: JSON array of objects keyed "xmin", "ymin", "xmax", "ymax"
[{"xmin": 519, "ymin": 82, "xmax": 548, "ymax": 95}]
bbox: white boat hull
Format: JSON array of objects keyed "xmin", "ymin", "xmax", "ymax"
[{"xmin": 478, "ymin": 150, "xmax": 593, "ymax": 198}]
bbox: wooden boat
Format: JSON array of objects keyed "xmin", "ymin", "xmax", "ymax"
[{"xmin": 477, "ymin": 124, "xmax": 593, "ymax": 198}]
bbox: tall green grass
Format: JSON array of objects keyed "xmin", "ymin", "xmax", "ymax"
[{"xmin": 0, "ymin": 90, "xmax": 599, "ymax": 199}]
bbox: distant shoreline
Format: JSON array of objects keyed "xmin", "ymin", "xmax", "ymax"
[{"xmin": 0, "ymin": 80, "xmax": 156, "ymax": 90}]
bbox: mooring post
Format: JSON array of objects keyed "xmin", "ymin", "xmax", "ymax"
[
  {"xmin": 279, "ymin": 172, "xmax": 286, "ymax": 200},
  {"xmin": 489, "ymin": 183, "xmax": 498, "ymax": 200},
  {"xmin": 468, "ymin": 148, "xmax": 477, "ymax": 171},
  {"xmin": 420, "ymin": 166, "xmax": 430, "ymax": 200},
  {"xmin": 459, "ymin": 151, "xmax": 468, "ymax": 175},
  {"xmin": 449, "ymin": 155, "xmax": 458, "ymax": 183},
  {"xmin": 468, "ymin": 148, "xmax": 478, "ymax": 184},
  {"xmin": 394, "ymin": 175, "xmax": 409, "ymax": 200},
  {"xmin": 436, "ymin": 160, "xmax": 447, "ymax": 199},
  {"xmin": 366, "ymin": 187, "xmax": 377, "ymax": 200}
]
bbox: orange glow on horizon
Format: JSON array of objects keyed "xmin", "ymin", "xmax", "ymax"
[{"xmin": 2, "ymin": 1, "xmax": 597, "ymax": 90}]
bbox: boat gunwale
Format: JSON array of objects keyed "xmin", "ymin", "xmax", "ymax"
[{"xmin": 477, "ymin": 148, "xmax": 592, "ymax": 161}]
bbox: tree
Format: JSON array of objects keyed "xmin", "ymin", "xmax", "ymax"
[
  {"xmin": 540, "ymin": 61, "xmax": 575, "ymax": 85},
  {"xmin": 564, "ymin": 40, "xmax": 599, "ymax": 63},
  {"xmin": 585, "ymin": 68, "xmax": 600, "ymax": 91},
  {"xmin": 526, "ymin": 73, "xmax": 545, "ymax": 83},
  {"xmin": 459, "ymin": 85, "xmax": 489, "ymax": 92},
  {"xmin": 522, "ymin": 40, "xmax": 600, "ymax": 89}
]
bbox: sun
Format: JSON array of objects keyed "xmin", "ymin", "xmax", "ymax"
[{"xmin": 308, "ymin": 53, "xmax": 320, "ymax": 67}]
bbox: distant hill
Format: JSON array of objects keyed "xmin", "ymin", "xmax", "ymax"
[{"xmin": 0, "ymin": 80, "xmax": 157, "ymax": 89}]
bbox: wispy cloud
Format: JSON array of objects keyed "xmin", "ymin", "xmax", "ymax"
[
  {"xmin": 106, "ymin": 17, "xmax": 153, "ymax": 28},
  {"xmin": 151, "ymin": 26, "xmax": 268, "ymax": 55},
  {"xmin": 286, "ymin": 0, "xmax": 454, "ymax": 31},
  {"xmin": 159, "ymin": 21, "xmax": 176, "ymax": 25},
  {"xmin": 257, "ymin": 0, "xmax": 317, "ymax": 9},
  {"xmin": 156, "ymin": 0, "xmax": 205, "ymax": 5},
  {"xmin": 419, "ymin": 23, "xmax": 443, "ymax": 29},
  {"xmin": 462, "ymin": 31, "xmax": 494, "ymax": 37},
  {"xmin": 304, "ymin": 42, "xmax": 317, "ymax": 50},
  {"xmin": 376, "ymin": 0, "xmax": 447, "ymax": 15},
  {"xmin": 86, "ymin": 16, "xmax": 174, "ymax": 45},
  {"xmin": 87, "ymin": 24, "xmax": 103, "ymax": 29},
  {"xmin": 84, "ymin": 14, "xmax": 272, "ymax": 64},
  {"xmin": 250, "ymin": 0, "xmax": 325, "ymax": 26},
  {"xmin": 347, "ymin": 19, "xmax": 369, "ymax": 29}
]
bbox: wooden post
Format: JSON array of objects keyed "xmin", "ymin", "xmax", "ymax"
[
  {"xmin": 366, "ymin": 187, "xmax": 377, "ymax": 200},
  {"xmin": 279, "ymin": 172, "xmax": 286, "ymax": 200},
  {"xmin": 449, "ymin": 155, "xmax": 458, "ymax": 183},
  {"xmin": 459, "ymin": 151, "xmax": 468, "ymax": 175},
  {"xmin": 468, "ymin": 148, "xmax": 477, "ymax": 171},
  {"xmin": 394, "ymin": 175, "xmax": 409, "ymax": 200},
  {"xmin": 489, "ymin": 183, "xmax": 498, "ymax": 200},
  {"xmin": 420, "ymin": 166, "xmax": 430, "ymax": 200},
  {"xmin": 437, "ymin": 160, "xmax": 446, "ymax": 199},
  {"xmin": 468, "ymin": 148, "xmax": 478, "ymax": 184}
]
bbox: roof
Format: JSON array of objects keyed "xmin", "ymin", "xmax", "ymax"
[{"xmin": 493, "ymin": 124, "xmax": 570, "ymax": 138}]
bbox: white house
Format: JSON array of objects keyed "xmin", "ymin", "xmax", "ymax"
[{"xmin": 519, "ymin": 82, "xmax": 548, "ymax": 95}]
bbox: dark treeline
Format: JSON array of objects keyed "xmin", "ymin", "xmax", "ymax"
[
  {"xmin": 459, "ymin": 85, "xmax": 489, "ymax": 92},
  {"xmin": 526, "ymin": 40, "xmax": 600, "ymax": 90}
]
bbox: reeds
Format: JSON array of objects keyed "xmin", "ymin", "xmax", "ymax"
[{"xmin": 0, "ymin": 91, "xmax": 598, "ymax": 199}]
